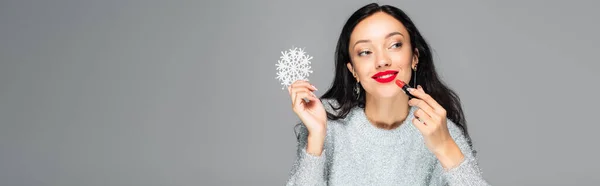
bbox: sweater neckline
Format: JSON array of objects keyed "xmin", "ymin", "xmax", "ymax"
[{"xmin": 348, "ymin": 105, "xmax": 419, "ymax": 144}]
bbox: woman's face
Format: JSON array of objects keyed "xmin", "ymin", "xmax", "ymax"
[{"xmin": 347, "ymin": 12, "xmax": 418, "ymax": 99}]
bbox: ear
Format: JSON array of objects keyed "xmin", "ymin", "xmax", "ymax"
[
  {"xmin": 346, "ymin": 62, "xmax": 358, "ymax": 81},
  {"xmin": 411, "ymin": 48, "xmax": 420, "ymax": 69}
]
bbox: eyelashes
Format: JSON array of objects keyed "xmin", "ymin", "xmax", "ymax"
[
  {"xmin": 358, "ymin": 50, "xmax": 372, "ymax": 56},
  {"xmin": 390, "ymin": 42, "xmax": 402, "ymax": 48},
  {"xmin": 356, "ymin": 42, "xmax": 403, "ymax": 57}
]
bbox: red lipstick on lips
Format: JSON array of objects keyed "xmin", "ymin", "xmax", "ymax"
[{"xmin": 371, "ymin": 70, "xmax": 399, "ymax": 83}]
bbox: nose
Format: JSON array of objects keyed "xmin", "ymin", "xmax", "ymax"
[{"xmin": 375, "ymin": 52, "xmax": 391, "ymax": 69}]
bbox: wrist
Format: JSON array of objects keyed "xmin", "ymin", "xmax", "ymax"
[{"xmin": 306, "ymin": 133, "xmax": 325, "ymax": 156}]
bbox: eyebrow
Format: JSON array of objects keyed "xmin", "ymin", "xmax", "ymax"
[{"xmin": 352, "ymin": 32, "xmax": 404, "ymax": 49}]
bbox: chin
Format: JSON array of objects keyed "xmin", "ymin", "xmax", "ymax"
[{"xmin": 372, "ymin": 86, "xmax": 402, "ymax": 99}]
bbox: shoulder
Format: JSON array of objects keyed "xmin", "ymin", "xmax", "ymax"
[
  {"xmin": 319, "ymin": 97, "xmax": 352, "ymax": 122},
  {"xmin": 319, "ymin": 98, "xmax": 350, "ymax": 126},
  {"xmin": 319, "ymin": 98, "xmax": 341, "ymax": 115}
]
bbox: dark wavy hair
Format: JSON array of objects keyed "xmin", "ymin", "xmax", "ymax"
[{"xmin": 320, "ymin": 3, "xmax": 472, "ymax": 146}]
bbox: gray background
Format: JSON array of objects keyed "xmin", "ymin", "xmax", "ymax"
[{"xmin": 1, "ymin": 0, "xmax": 599, "ymax": 185}]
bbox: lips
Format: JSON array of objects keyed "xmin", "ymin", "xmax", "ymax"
[{"xmin": 372, "ymin": 70, "xmax": 399, "ymax": 83}]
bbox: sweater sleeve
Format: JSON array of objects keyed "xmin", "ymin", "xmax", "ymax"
[
  {"xmin": 285, "ymin": 124, "xmax": 327, "ymax": 186},
  {"xmin": 429, "ymin": 120, "xmax": 491, "ymax": 186}
]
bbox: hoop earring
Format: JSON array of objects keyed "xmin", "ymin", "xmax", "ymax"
[{"xmin": 354, "ymin": 81, "xmax": 361, "ymax": 100}]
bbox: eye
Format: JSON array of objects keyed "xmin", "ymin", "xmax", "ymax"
[
  {"xmin": 358, "ymin": 50, "xmax": 372, "ymax": 56},
  {"xmin": 390, "ymin": 42, "xmax": 402, "ymax": 49}
]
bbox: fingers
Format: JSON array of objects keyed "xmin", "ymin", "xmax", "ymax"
[
  {"xmin": 413, "ymin": 108, "xmax": 434, "ymax": 127},
  {"xmin": 293, "ymin": 90, "xmax": 316, "ymax": 104},
  {"xmin": 292, "ymin": 90, "xmax": 318, "ymax": 111},
  {"xmin": 289, "ymin": 80, "xmax": 319, "ymax": 109},
  {"xmin": 290, "ymin": 80, "xmax": 317, "ymax": 92},
  {"xmin": 292, "ymin": 89, "xmax": 316, "ymax": 105},
  {"xmin": 408, "ymin": 85, "xmax": 446, "ymax": 116},
  {"xmin": 289, "ymin": 80, "xmax": 317, "ymax": 103},
  {"xmin": 412, "ymin": 109, "xmax": 436, "ymax": 133},
  {"xmin": 289, "ymin": 80, "xmax": 317, "ymax": 96},
  {"xmin": 409, "ymin": 98, "xmax": 438, "ymax": 120},
  {"xmin": 412, "ymin": 117, "xmax": 427, "ymax": 133}
]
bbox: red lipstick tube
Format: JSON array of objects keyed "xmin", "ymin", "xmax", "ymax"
[{"xmin": 395, "ymin": 80, "xmax": 415, "ymax": 99}]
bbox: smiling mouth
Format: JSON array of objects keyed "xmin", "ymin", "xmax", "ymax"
[
  {"xmin": 372, "ymin": 70, "xmax": 399, "ymax": 83},
  {"xmin": 374, "ymin": 73, "xmax": 396, "ymax": 79}
]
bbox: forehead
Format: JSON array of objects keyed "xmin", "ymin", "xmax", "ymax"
[{"xmin": 350, "ymin": 12, "xmax": 409, "ymax": 42}]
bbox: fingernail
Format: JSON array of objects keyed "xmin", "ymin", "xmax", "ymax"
[
  {"xmin": 417, "ymin": 85, "xmax": 422, "ymax": 89},
  {"xmin": 311, "ymin": 92, "xmax": 316, "ymax": 97},
  {"xmin": 311, "ymin": 85, "xmax": 318, "ymax": 91},
  {"xmin": 407, "ymin": 88, "xmax": 416, "ymax": 92}
]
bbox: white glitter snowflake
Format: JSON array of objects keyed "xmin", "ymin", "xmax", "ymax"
[{"xmin": 276, "ymin": 47, "xmax": 313, "ymax": 89}]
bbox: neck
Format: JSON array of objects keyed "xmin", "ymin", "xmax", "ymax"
[{"xmin": 364, "ymin": 93, "xmax": 411, "ymax": 130}]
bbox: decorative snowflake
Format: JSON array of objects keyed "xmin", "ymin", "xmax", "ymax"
[{"xmin": 276, "ymin": 47, "xmax": 313, "ymax": 89}]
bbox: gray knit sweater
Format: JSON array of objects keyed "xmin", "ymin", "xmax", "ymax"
[{"xmin": 286, "ymin": 99, "xmax": 490, "ymax": 186}]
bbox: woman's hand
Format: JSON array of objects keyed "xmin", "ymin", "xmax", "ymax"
[
  {"xmin": 288, "ymin": 80, "xmax": 327, "ymax": 155},
  {"xmin": 408, "ymin": 85, "xmax": 465, "ymax": 169}
]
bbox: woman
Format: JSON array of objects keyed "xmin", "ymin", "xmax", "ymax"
[{"xmin": 285, "ymin": 3, "xmax": 490, "ymax": 186}]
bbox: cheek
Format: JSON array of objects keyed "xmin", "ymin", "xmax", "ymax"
[
  {"xmin": 358, "ymin": 69, "xmax": 371, "ymax": 81},
  {"xmin": 390, "ymin": 53, "xmax": 414, "ymax": 81},
  {"xmin": 352, "ymin": 61, "xmax": 372, "ymax": 80},
  {"xmin": 390, "ymin": 52, "xmax": 413, "ymax": 67}
]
